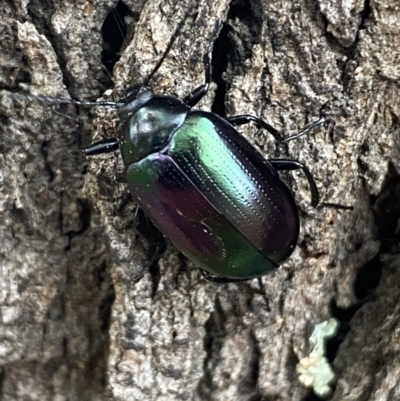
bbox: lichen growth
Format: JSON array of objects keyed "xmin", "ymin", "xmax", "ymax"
[{"xmin": 296, "ymin": 318, "xmax": 339, "ymax": 398}]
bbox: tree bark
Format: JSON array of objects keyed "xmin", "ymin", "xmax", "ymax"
[{"xmin": 1, "ymin": 0, "xmax": 399, "ymax": 400}]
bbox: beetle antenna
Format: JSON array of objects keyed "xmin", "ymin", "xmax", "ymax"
[
  {"xmin": 113, "ymin": 6, "xmax": 129, "ymax": 46},
  {"xmin": 100, "ymin": 4, "xmax": 129, "ymax": 84},
  {"xmin": 143, "ymin": 5, "xmax": 194, "ymax": 86},
  {"xmin": 9, "ymin": 92, "xmax": 121, "ymax": 108}
]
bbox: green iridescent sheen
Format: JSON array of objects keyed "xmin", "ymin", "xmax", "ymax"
[
  {"xmin": 126, "ymin": 152, "xmax": 276, "ymax": 279},
  {"xmin": 121, "ymin": 95, "xmax": 298, "ymax": 279}
]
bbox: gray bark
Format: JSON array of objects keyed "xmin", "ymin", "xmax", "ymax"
[{"xmin": 0, "ymin": 0, "xmax": 399, "ymax": 400}]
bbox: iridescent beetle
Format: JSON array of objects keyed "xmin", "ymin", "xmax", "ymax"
[{"xmin": 12, "ymin": 22, "xmax": 350, "ymax": 283}]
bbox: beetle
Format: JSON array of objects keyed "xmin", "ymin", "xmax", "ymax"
[{"xmin": 11, "ymin": 40, "xmax": 349, "ymax": 284}]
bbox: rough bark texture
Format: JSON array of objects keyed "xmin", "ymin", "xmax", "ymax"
[{"xmin": 1, "ymin": 0, "xmax": 399, "ymax": 400}]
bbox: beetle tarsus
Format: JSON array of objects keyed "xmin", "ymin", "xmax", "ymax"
[
  {"xmin": 80, "ymin": 138, "xmax": 119, "ymax": 155},
  {"xmin": 316, "ymin": 202, "xmax": 354, "ymax": 211},
  {"xmin": 283, "ymin": 116, "xmax": 326, "ymax": 143},
  {"xmin": 200, "ymin": 269, "xmax": 252, "ymax": 284}
]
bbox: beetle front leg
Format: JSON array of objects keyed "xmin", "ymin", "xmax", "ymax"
[
  {"xmin": 183, "ymin": 20, "xmax": 224, "ymax": 107},
  {"xmin": 53, "ymin": 108, "xmax": 120, "ymax": 156},
  {"xmin": 50, "ymin": 107, "xmax": 120, "ymax": 155},
  {"xmin": 183, "ymin": 53, "xmax": 212, "ymax": 108},
  {"xmin": 74, "ymin": 116, "xmax": 119, "ymax": 156},
  {"xmin": 269, "ymin": 159, "xmax": 352, "ymax": 210}
]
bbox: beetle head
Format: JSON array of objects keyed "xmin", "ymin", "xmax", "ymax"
[
  {"xmin": 117, "ymin": 85, "xmax": 154, "ymax": 119},
  {"xmin": 118, "ymin": 92, "xmax": 189, "ymax": 165}
]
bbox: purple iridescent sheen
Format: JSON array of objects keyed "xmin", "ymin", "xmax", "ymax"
[{"xmin": 122, "ymin": 97, "xmax": 299, "ymax": 279}]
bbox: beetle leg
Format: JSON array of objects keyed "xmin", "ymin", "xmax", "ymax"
[
  {"xmin": 51, "ymin": 107, "xmax": 120, "ymax": 156},
  {"xmin": 133, "ymin": 207, "xmax": 167, "ymax": 283},
  {"xmin": 269, "ymin": 159, "xmax": 353, "ymax": 210},
  {"xmin": 69, "ymin": 111, "xmax": 120, "ymax": 155},
  {"xmin": 316, "ymin": 202, "xmax": 353, "ymax": 210},
  {"xmin": 200, "ymin": 269, "xmax": 251, "ymax": 283},
  {"xmin": 80, "ymin": 138, "xmax": 119, "ymax": 155},
  {"xmin": 269, "ymin": 159, "xmax": 320, "ymax": 207},
  {"xmin": 183, "ymin": 53, "xmax": 212, "ymax": 107},
  {"xmin": 282, "ymin": 116, "xmax": 326, "ymax": 143},
  {"xmin": 226, "ymin": 115, "xmax": 284, "ymax": 142},
  {"xmin": 183, "ymin": 20, "xmax": 223, "ymax": 107},
  {"xmin": 227, "ymin": 115, "xmax": 328, "ymax": 144}
]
